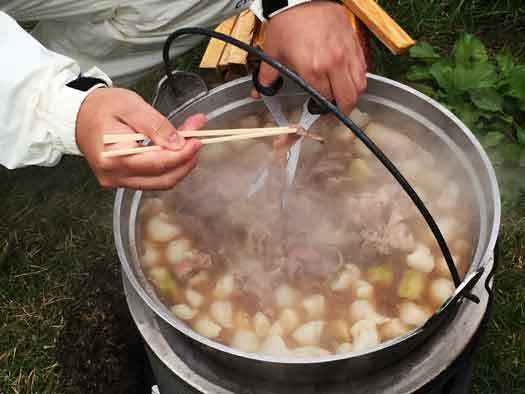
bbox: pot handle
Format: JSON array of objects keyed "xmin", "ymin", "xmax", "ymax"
[
  {"xmin": 423, "ymin": 267, "xmax": 485, "ymax": 329},
  {"xmin": 151, "ymin": 70, "xmax": 208, "ymax": 117}
]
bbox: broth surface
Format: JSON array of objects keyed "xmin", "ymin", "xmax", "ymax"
[{"xmin": 136, "ymin": 108, "xmax": 475, "ymax": 357}]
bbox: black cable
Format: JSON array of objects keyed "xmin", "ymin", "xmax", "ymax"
[{"xmin": 162, "ymin": 27, "xmax": 471, "ymax": 297}]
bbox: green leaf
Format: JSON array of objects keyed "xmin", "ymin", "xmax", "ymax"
[
  {"xmin": 407, "ymin": 65, "xmax": 432, "ymax": 81},
  {"xmin": 409, "ymin": 42, "xmax": 441, "ymax": 63},
  {"xmin": 517, "ymin": 125, "xmax": 525, "ymax": 145},
  {"xmin": 451, "ymin": 101, "xmax": 482, "ymax": 129},
  {"xmin": 520, "ymin": 151, "xmax": 525, "ymax": 167},
  {"xmin": 430, "ymin": 60, "xmax": 455, "ymax": 91},
  {"xmin": 502, "ymin": 142, "xmax": 522, "ymax": 163},
  {"xmin": 508, "ymin": 65, "xmax": 525, "ymax": 103},
  {"xmin": 453, "ymin": 63, "xmax": 497, "ymax": 91},
  {"xmin": 481, "ymin": 131, "xmax": 505, "ymax": 148},
  {"xmin": 410, "ymin": 83, "xmax": 437, "ymax": 98},
  {"xmin": 454, "ymin": 33, "xmax": 488, "ymax": 65},
  {"xmin": 470, "ymin": 89, "xmax": 503, "ymax": 112},
  {"xmin": 499, "ymin": 113, "xmax": 514, "ymax": 124},
  {"xmin": 488, "ymin": 149, "xmax": 505, "ymax": 167},
  {"xmin": 496, "ymin": 49, "xmax": 514, "ymax": 75}
]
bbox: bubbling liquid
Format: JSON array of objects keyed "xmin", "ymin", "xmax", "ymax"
[{"xmin": 137, "ymin": 108, "xmax": 475, "ymax": 358}]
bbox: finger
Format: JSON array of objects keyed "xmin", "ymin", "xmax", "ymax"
[
  {"xmin": 102, "ymin": 138, "xmax": 202, "ymax": 177},
  {"xmin": 116, "ymin": 94, "xmax": 185, "ymax": 151},
  {"xmin": 257, "ymin": 61, "xmax": 281, "ymax": 90},
  {"xmin": 115, "ymin": 156, "xmax": 199, "ymax": 190},
  {"xmin": 350, "ymin": 30, "xmax": 367, "ymax": 73},
  {"xmin": 304, "ymin": 55, "xmax": 334, "ymax": 100},
  {"xmin": 328, "ymin": 64, "xmax": 357, "ymax": 116},
  {"xmin": 347, "ymin": 35, "xmax": 367, "ymax": 93},
  {"xmin": 306, "ymin": 72, "xmax": 332, "ymax": 101},
  {"xmin": 178, "ymin": 113, "xmax": 207, "ymax": 132}
]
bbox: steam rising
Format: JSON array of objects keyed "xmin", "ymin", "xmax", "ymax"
[{"xmin": 136, "ymin": 102, "xmax": 481, "ymax": 356}]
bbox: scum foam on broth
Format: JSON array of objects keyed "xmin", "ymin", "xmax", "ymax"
[{"xmin": 136, "ymin": 107, "xmax": 477, "ymax": 358}]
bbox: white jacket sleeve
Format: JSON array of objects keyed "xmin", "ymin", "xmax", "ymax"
[{"xmin": 0, "ymin": 12, "xmax": 111, "ymax": 169}]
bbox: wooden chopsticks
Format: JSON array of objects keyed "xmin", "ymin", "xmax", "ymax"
[{"xmin": 102, "ymin": 126, "xmax": 297, "ymax": 158}]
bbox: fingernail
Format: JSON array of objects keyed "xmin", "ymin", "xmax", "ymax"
[
  {"xmin": 188, "ymin": 139, "xmax": 202, "ymax": 153},
  {"xmin": 168, "ymin": 132, "xmax": 185, "ymax": 149}
]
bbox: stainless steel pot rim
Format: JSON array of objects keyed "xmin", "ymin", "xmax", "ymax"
[{"xmin": 114, "ymin": 73, "xmax": 501, "ymax": 365}]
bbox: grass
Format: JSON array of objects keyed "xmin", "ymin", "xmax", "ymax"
[
  {"xmin": 473, "ymin": 214, "xmax": 525, "ymax": 393},
  {"xmin": 374, "ymin": 0, "xmax": 525, "ymax": 77},
  {"xmin": 1, "ymin": 2, "xmax": 525, "ymax": 393}
]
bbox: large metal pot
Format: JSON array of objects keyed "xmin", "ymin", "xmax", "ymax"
[{"xmin": 114, "ymin": 72, "xmax": 500, "ymax": 384}]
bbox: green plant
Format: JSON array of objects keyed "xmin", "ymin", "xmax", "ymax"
[
  {"xmin": 406, "ymin": 34, "xmax": 525, "ymax": 166},
  {"xmin": 405, "ymin": 34, "xmax": 525, "ymax": 208}
]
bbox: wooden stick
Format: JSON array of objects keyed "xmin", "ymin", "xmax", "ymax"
[
  {"xmin": 219, "ymin": 10, "xmax": 256, "ymax": 70},
  {"xmin": 342, "ymin": 0, "xmax": 415, "ymax": 54},
  {"xmin": 199, "ymin": 130, "xmax": 291, "ymax": 144},
  {"xmin": 200, "ymin": 15, "xmax": 239, "ymax": 69},
  {"xmin": 218, "ymin": 13, "xmax": 242, "ymax": 69},
  {"xmin": 102, "ymin": 146, "xmax": 162, "ymax": 158},
  {"xmin": 102, "ymin": 128, "xmax": 298, "ymax": 158},
  {"xmin": 228, "ymin": 10, "xmax": 257, "ymax": 66},
  {"xmin": 103, "ymin": 127, "xmax": 297, "ymax": 144}
]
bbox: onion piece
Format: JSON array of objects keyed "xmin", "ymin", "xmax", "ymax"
[
  {"xmin": 213, "ymin": 273, "xmax": 235, "ymax": 299},
  {"xmin": 259, "ymin": 335, "xmax": 290, "ymax": 356},
  {"xmin": 185, "ymin": 288, "xmax": 204, "ymax": 308},
  {"xmin": 194, "ymin": 316, "xmax": 222, "ymax": 339},
  {"xmin": 253, "ymin": 312, "xmax": 271, "ymax": 338},
  {"xmin": 354, "ymin": 280, "xmax": 375, "ymax": 299},
  {"xmin": 336, "ymin": 342, "xmax": 354, "ymax": 354},
  {"xmin": 146, "ymin": 214, "xmax": 182, "ymax": 243},
  {"xmin": 429, "ymin": 278, "xmax": 455, "ymax": 306},
  {"xmin": 293, "ymin": 346, "xmax": 331, "ymax": 357},
  {"xmin": 231, "ymin": 330, "xmax": 259, "ymax": 352},
  {"xmin": 141, "ymin": 243, "xmax": 162, "ymax": 267},
  {"xmin": 279, "ymin": 308, "xmax": 301, "ymax": 334},
  {"xmin": 331, "ymin": 265, "xmax": 360, "ymax": 292},
  {"xmin": 351, "ymin": 320, "xmax": 380, "ymax": 351},
  {"xmin": 210, "ymin": 300, "xmax": 233, "ymax": 328},
  {"xmin": 399, "ymin": 302, "xmax": 431, "ymax": 327},
  {"xmin": 302, "ymin": 294, "xmax": 326, "ymax": 318},
  {"xmin": 379, "ymin": 318, "xmax": 410, "ymax": 341},
  {"xmin": 166, "ymin": 238, "xmax": 193, "ymax": 265},
  {"xmin": 171, "ymin": 304, "xmax": 197, "ymax": 321},
  {"xmin": 292, "ymin": 321, "xmax": 325, "ymax": 346},
  {"xmin": 406, "ymin": 244, "xmax": 435, "ymax": 273},
  {"xmin": 274, "ymin": 284, "xmax": 298, "ymax": 308},
  {"xmin": 349, "ymin": 300, "xmax": 390, "ymax": 324}
]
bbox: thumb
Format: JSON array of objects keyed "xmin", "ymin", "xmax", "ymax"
[{"xmin": 251, "ymin": 62, "xmax": 281, "ymax": 99}]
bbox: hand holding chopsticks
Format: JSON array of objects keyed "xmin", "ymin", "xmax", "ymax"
[{"xmin": 102, "ymin": 126, "xmax": 301, "ymax": 158}]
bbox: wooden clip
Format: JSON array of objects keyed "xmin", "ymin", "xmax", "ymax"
[
  {"xmin": 227, "ymin": 10, "xmax": 257, "ymax": 67},
  {"xmin": 342, "ymin": 0, "xmax": 415, "ymax": 54},
  {"xmin": 200, "ymin": 15, "xmax": 239, "ymax": 69}
]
